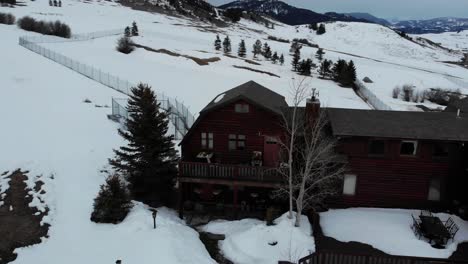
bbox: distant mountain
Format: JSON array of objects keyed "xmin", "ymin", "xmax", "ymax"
[
  {"xmin": 345, "ymin": 12, "xmax": 391, "ymax": 26},
  {"xmin": 219, "ymin": 0, "xmax": 369, "ymax": 25},
  {"xmin": 391, "ymin": 17, "xmax": 468, "ymax": 34}
]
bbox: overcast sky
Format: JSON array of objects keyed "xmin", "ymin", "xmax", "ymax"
[{"xmin": 207, "ymin": 0, "xmax": 468, "ymax": 20}]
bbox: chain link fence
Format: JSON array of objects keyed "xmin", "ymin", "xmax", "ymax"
[
  {"xmin": 19, "ymin": 30, "xmax": 195, "ymax": 139},
  {"xmin": 355, "ymin": 80, "xmax": 393, "ymax": 111}
]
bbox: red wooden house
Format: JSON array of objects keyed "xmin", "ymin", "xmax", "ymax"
[{"xmin": 178, "ymin": 81, "xmax": 468, "ymax": 215}]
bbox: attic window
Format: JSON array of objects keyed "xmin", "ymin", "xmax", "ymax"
[
  {"xmin": 368, "ymin": 140, "xmax": 385, "ymax": 156},
  {"xmin": 235, "ymin": 103, "xmax": 249, "ymax": 113},
  {"xmin": 400, "ymin": 140, "xmax": 418, "ymax": 156}
]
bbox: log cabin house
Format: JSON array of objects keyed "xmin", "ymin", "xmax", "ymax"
[{"xmin": 178, "ymin": 81, "xmax": 468, "ymax": 216}]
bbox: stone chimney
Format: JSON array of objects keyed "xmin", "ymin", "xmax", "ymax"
[{"xmin": 305, "ymin": 89, "xmax": 321, "ymax": 125}]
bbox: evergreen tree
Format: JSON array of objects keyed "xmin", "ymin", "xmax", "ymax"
[
  {"xmin": 116, "ymin": 36, "xmax": 135, "ymax": 54},
  {"xmin": 262, "ymin": 42, "xmax": 272, "ymax": 59},
  {"xmin": 309, "ymin": 23, "xmax": 318, "ymax": 31},
  {"xmin": 315, "ymin": 48, "xmax": 325, "ymax": 61},
  {"xmin": 271, "ymin": 52, "xmax": 279, "ymax": 64},
  {"xmin": 58, "ymin": 0, "xmax": 61, "ymax": 7},
  {"xmin": 298, "ymin": 59, "xmax": 312, "ymax": 76},
  {"xmin": 279, "ymin": 54, "xmax": 284, "ymax": 65},
  {"xmin": 90, "ymin": 175, "xmax": 133, "ymax": 224},
  {"xmin": 252, "ymin": 39, "xmax": 262, "ymax": 58},
  {"xmin": 214, "ymin": 35, "xmax": 222, "ymax": 51},
  {"xmin": 319, "ymin": 59, "xmax": 332, "ymax": 78},
  {"xmin": 343, "ymin": 60, "xmax": 357, "ymax": 86},
  {"xmin": 131, "ymin": 21, "xmax": 139, "ymax": 36},
  {"xmin": 238, "ymin": 39, "xmax": 246, "ymax": 57},
  {"xmin": 109, "ymin": 83, "xmax": 178, "ymax": 204},
  {"xmin": 332, "ymin": 59, "xmax": 347, "ymax": 83},
  {"xmin": 223, "ymin": 36, "xmax": 232, "ymax": 54},
  {"xmin": 291, "ymin": 48, "xmax": 301, "ymax": 71},
  {"xmin": 289, "ymin": 41, "xmax": 301, "ymax": 54},
  {"xmin": 317, "ymin": 23, "xmax": 326, "ymax": 35},
  {"xmin": 124, "ymin": 26, "xmax": 131, "ymax": 38}
]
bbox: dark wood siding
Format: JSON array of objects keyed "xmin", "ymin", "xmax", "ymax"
[
  {"xmin": 181, "ymin": 99, "xmax": 283, "ymax": 165},
  {"xmin": 336, "ymin": 137, "xmax": 462, "ymax": 208}
]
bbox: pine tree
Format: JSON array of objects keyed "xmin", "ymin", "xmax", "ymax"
[
  {"xmin": 319, "ymin": 59, "xmax": 332, "ymax": 78},
  {"xmin": 332, "ymin": 59, "xmax": 347, "ymax": 83},
  {"xmin": 124, "ymin": 26, "xmax": 131, "ymax": 38},
  {"xmin": 90, "ymin": 175, "xmax": 133, "ymax": 224},
  {"xmin": 223, "ymin": 36, "xmax": 232, "ymax": 54},
  {"xmin": 291, "ymin": 48, "xmax": 301, "ymax": 71},
  {"xmin": 109, "ymin": 83, "xmax": 178, "ymax": 204},
  {"xmin": 214, "ymin": 35, "xmax": 222, "ymax": 51},
  {"xmin": 290, "ymin": 41, "xmax": 301, "ymax": 54},
  {"xmin": 116, "ymin": 36, "xmax": 135, "ymax": 54},
  {"xmin": 317, "ymin": 24, "xmax": 326, "ymax": 35},
  {"xmin": 344, "ymin": 60, "xmax": 357, "ymax": 86},
  {"xmin": 315, "ymin": 48, "xmax": 325, "ymax": 61},
  {"xmin": 271, "ymin": 52, "xmax": 279, "ymax": 64},
  {"xmin": 309, "ymin": 23, "xmax": 318, "ymax": 31},
  {"xmin": 238, "ymin": 39, "xmax": 246, "ymax": 57},
  {"xmin": 262, "ymin": 42, "xmax": 272, "ymax": 59},
  {"xmin": 279, "ymin": 54, "xmax": 284, "ymax": 65},
  {"xmin": 131, "ymin": 21, "xmax": 139, "ymax": 36},
  {"xmin": 252, "ymin": 39, "xmax": 262, "ymax": 58},
  {"xmin": 298, "ymin": 59, "xmax": 312, "ymax": 76}
]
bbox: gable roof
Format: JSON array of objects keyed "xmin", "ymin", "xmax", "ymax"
[
  {"xmin": 327, "ymin": 108, "xmax": 468, "ymax": 141},
  {"xmin": 201, "ymin": 81, "xmax": 288, "ymax": 115}
]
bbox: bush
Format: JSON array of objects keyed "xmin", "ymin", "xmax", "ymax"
[
  {"xmin": 425, "ymin": 88, "xmax": 460, "ymax": 106},
  {"xmin": 116, "ymin": 36, "xmax": 135, "ymax": 54},
  {"xmin": 91, "ymin": 175, "xmax": 133, "ymax": 224},
  {"xmin": 268, "ymin": 36, "xmax": 290, "ymax": 43},
  {"xmin": 17, "ymin": 16, "xmax": 71, "ymax": 38},
  {"xmin": 392, "ymin": 86, "xmax": 401, "ymax": 99},
  {"xmin": 224, "ymin": 8, "xmax": 242, "ymax": 23},
  {"xmin": 292, "ymin": 38, "xmax": 318, "ymax": 48},
  {"xmin": 402, "ymin": 84, "xmax": 414, "ymax": 102},
  {"xmin": 0, "ymin": 12, "xmax": 15, "ymax": 25}
]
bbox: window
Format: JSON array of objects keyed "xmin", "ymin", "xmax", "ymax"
[
  {"xmin": 400, "ymin": 141, "xmax": 418, "ymax": 156},
  {"xmin": 343, "ymin": 174, "xmax": 357, "ymax": 196},
  {"xmin": 368, "ymin": 140, "xmax": 385, "ymax": 156},
  {"xmin": 433, "ymin": 143, "xmax": 449, "ymax": 158},
  {"xmin": 235, "ymin": 103, "xmax": 249, "ymax": 113},
  {"xmin": 229, "ymin": 134, "xmax": 246, "ymax": 150},
  {"xmin": 427, "ymin": 178, "xmax": 441, "ymax": 201},
  {"xmin": 201, "ymin": 132, "xmax": 213, "ymax": 149}
]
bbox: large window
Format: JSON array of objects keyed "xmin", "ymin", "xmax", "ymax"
[
  {"xmin": 229, "ymin": 134, "xmax": 246, "ymax": 150},
  {"xmin": 343, "ymin": 174, "xmax": 357, "ymax": 196},
  {"xmin": 201, "ymin": 132, "xmax": 213, "ymax": 149},
  {"xmin": 235, "ymin": 103, "xmax": 249, "ymax": 113},
  {"xmin": 400, "ymin": 140, "xmax": 418, "ymax": 156},
  {"xmin": 368, "ymin": 140, "xmax": 385, "ymax": 156},
  {"xmin": 433, "ymin": 143, "xmax": 449, "ymax": 158}
]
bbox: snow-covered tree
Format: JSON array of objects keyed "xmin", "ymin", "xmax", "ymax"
[
  {"xmin": 223, "ymin": 36, "xmax": 232, "ymax": 54},
  {"xmin": 252, "ymin": 39, "xmax": 262, "ymax": 58},
  {"xmin": 238, "ymin": 39, "xmax": 247, "ymax": 57},
  {"xmin": 214, "ymin": 35, "xmax": 222, "ymax": 51},
  {"xmin": 131, "ymin": 21, "xmax": 139, "ymax": 36}
]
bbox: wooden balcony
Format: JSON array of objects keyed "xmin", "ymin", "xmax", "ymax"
[{"xmin": 179, "ymin": 162, "xmax": 284, "ymax": 184}]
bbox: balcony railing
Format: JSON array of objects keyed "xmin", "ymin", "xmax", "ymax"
[{"xmin": 179, "ymin": 162, "xmax": 284, "ymax": 183}]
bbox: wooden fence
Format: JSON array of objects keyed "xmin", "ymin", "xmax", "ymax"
[{"xmin": 293, "ymin": 252, "xmax": 468, "ymax": 264}]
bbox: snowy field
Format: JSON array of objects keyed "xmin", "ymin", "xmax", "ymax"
[
  {"xmin": 418, "ymin": 30, "xmax": 468, "ymax": 52},
  {"xmin": 202, "ymin": 213, "xmax": 314, "ymax": 264},
  {"xmin": 321, "ymin": 208, "xmax": 468, "ymax": 259}
]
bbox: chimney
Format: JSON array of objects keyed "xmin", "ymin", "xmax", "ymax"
[{"xmin": 305, "ymin": 89, "xmax": 321, "ymax": 125}]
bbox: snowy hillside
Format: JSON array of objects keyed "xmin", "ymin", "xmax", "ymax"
[
  {"xmin": 417, "ymin": 30, "xmax": 468, "ymax": 52},
  {"xmin": 1, "ymin": 0, "xmax": 468, "ymax": 263}
]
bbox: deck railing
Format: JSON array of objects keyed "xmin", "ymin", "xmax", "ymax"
[
  {"xmin": 179, "ymin": 162, "xmax": 284, "ymax": 183},
  {"xmin": 295, "ymin": 252, "xmax": 468, "ymax": 264}
]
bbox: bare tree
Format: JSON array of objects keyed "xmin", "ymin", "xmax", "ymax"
[{"xmin": 276, "ymin": 79, "xmax": 346, "ymax": 227}]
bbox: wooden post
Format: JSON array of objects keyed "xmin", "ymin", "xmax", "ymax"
[
  {"xmin": 233, "ymin": 184, "xmax": 238, "ymax": 211},
  {"xmin": 178, "ymin": 182, "xmax": 184, "ymax": 219}
]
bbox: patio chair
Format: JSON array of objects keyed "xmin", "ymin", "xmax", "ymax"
[
  {"xmin": 420, "ymin": 210, "xmax": 433, "ymax": 217},
  {"xmin": 448, "ymin": 223, "xmax": 459, "ymax": 242},
  {"xmin": 444, "ymin": 217, "xmax": 455, "ymax": 230},
  {"xmin": 411, "ymin": 215, "xmax": 423, "ymax": 239}
]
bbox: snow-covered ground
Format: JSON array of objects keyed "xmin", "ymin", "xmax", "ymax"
[
  {"xmin": 202, "ymin": 213, "xmax": 315, "ymax": 264},
  {"xmin": 417, "ymin": 30, "xmax": 468, "ymax": 52},
  {"xmin": 321, "ymin": 208, "xmax": 468, "ymax": 259}
]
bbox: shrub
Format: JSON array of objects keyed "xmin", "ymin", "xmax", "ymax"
[
  {"xmin": 392, "ymin": 86, "xmax": 401, "ymax": 99},
  {"xmin": 224, "ymin": 8, "xmax": 242, "ymax": 23},
  {"xmin": 412, "ymin": 91, "xmax": 420, "ymax": 103},
  {"xmin": 116, "ymin": 36, "xmax": 135, "ymax": 54},
  {"xmin": 91, "ymin": 175, "xmax": 133, "ymax": 224},
  {"xmin": 402, "ymin": 84, "xmax": 414, "ymax": 102},
  {"xmin": 17, "ymin": 16, "xmax": 71, "ymax": 38},
  {"xmin": 0, "ymin": 12, "xmax": 16, "ymax": 25},
  {"xmin": 267, "ymin": 35, "xmax": 290, "ymax": 43},
  {"xmin": 292, "ymin": 38, "xmax": 318, "ymax": 48},
  {"xmin": 425, "ymin": 88, "xmax": 460, "ymax": 106}
]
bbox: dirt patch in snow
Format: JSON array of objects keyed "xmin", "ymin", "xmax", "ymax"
[
  {"xmin": 233, "ymin": 65, "xmax": 280, "ymax": 78},
  {"xmin": 132, "ymin": 43, "xmax": 221, "ymax": 66},
  {"xmin": 0, "ymin": 170, "xmax": 49, "ymax": 264}
]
